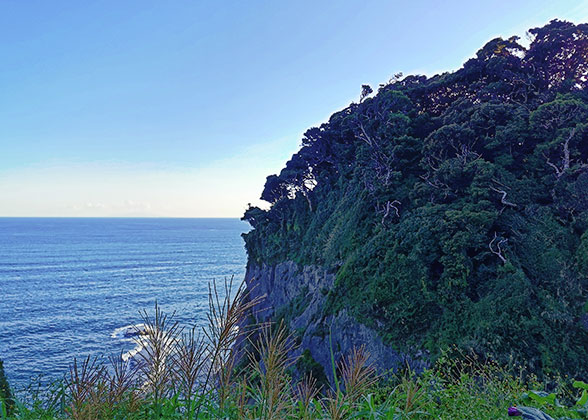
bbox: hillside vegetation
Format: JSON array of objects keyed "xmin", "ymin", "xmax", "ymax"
[{"xmin": 243, "ymin": 19, "xmax": 588, "ymax": 378}]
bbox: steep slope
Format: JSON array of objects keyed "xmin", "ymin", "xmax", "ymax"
[{"xmin": 242, "ymin": 20, "xmax": 588, "ymax": 379}]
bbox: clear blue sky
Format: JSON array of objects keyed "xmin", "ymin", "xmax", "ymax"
[{"xmin": 1, "ymin": 0, "xmax": 587, "ymax": 217}]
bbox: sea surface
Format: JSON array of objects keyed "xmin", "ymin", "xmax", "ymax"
[{"xmin": 0, "ymin": 218, "xmax": 249, "ymax": 388}]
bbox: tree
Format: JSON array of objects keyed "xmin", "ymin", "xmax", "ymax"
[
  {"xmin": 526, "ymin": 19, "xmax": 588, "ymax": 90},
  {"xmin": 260, "ymin": 174, "xmax": 288, "ymax": 204},
  {"xmin": 360, "ymin": 84, "xmax": 373, "ymax": 102},
  {"xmin": 531, "ymin": 95, "xmax": 588, "ymax": 177}
]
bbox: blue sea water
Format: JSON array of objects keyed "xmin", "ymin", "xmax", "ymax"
[{"xmin": 0, "ymin": 218, "xmax": 249, "ymax": 387}]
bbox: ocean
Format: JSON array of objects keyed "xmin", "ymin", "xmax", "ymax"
[{"xmin": 0, "ymin": 218, "xmax": 249, "ymax": 388}]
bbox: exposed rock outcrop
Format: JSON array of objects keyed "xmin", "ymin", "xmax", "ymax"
[{"xmin": 244, "ymin": 262, "xmax": 428, "ymax": 382}]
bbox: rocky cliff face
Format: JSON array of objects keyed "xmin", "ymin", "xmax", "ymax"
[{"xmin": 244, "ymin": 262, "xmax": 428, "ymax": 381}]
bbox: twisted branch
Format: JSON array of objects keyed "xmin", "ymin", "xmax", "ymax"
[{"xmin": 489, "ymin": 232, "xmax": 508, "ymax": 264}]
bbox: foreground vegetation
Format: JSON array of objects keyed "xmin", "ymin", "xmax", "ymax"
[
  {"xmin": 2, "ymin": 281, "xmax": 588, "ymax": 420},
  {"xmin": 5, "ymin": 353, "xmax": 588, "ymax": 420}
]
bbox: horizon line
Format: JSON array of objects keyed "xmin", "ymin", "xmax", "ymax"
[{"xmin": 0, "ymin": 216, "xmax": 246, "ymax": 219}]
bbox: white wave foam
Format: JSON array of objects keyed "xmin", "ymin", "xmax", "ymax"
[
  {"xmin": 111, "ymin": 323, "xmax": 170, "ymax": 367},
  {"xmin": 122, "ymin": 342, "xmax": 144, "ymax": 362},
  {"xmin": 110, "ymin": 323, "xmax": 147, "ymax": 339},
  {"xmin": 111, "ymin": 323, "xmax": 150, "ymax": 364}
]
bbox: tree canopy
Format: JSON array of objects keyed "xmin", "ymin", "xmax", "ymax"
[{"xmin": 243, "ymin": 20, "xmax": 588, "ymax": 378}]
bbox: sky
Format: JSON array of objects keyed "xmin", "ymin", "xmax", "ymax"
[{"xmin": 1, "ymin": 1, "xmax": 587, "ymax": 217}]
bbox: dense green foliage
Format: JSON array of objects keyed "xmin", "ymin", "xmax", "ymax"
[
  {"xmin": 243, "ymin": 20, "xmax": 588, "ymax": 378},
  {"xmin": 4, "ymin": 351, "xmax": 588, "ymax": 420}
]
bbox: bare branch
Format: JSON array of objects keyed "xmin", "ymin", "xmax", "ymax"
[
  {"xmin": 544, "ymin": 152, "xmax": 563, "ymax": 177},
  {"xmin": 489, "ymin": 232, "xmax": 508, "ymax": 264},
  {"xmin": 562, "ymin": 127, "xmax": 576, "ymax": 171},
  {"xmin": 420, "ymin": 174, "xmax": 439, "ymax": 189},
  {"xmin": 420, "ymin": 173, "xmax": 449, "ymax": 191},
  {"xmin": 490, "ymin": 186, "xmax": 518, "ymax": 208},
  {"xmin": 380, "ymin": 200, "xmax": 401, "ymax": 225},
  {"xmin": 544, "ymin": 127, "xmax": 576, "ymax": 177},
  {"xmin": 357, "ymin": 122, "xmax": 376, "ymax": 147}
]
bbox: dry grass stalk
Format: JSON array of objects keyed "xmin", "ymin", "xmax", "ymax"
[
  {"xmin": 105, "ymin": 353, "xmax": 139, "ymax": 410},
  {"xmin": 339, "ymin": 346, "xmax": 377, "ymax": 403},
  {"xmin": 173, "ymin": 326, "xmax": 207, "ymax": 417},
  {"xmin": 322, "ymin": 346, "xmax": 377, "ymax": 420},
  {"xmin": 62, "ymin": 277, "xmax": 265, "ymax": 419},
  {"xmin": 399, "ymin": 371, "xmax": 426, "ymax": 413},
  {"xmin": 324, "ymin": 391, "xmax": 349, "ymax": 420},
  {"xmin": 236, "ymin": 376, "xmax": 249, "ymax": 419},
  {"xmin": 324, "ymin": 382, "xmax": 352, "ymax": 419},
  {"xmin": 136, "ymin": 302, "xmax": 182, "ymax": 407},
  {"xmin": 202, "ymin": 278, "xmax": 264, "ymax": 385},
  {"xmin": 65, "ymin": 356, "xmax": 105, "ymax": 420},
  {"xmin": 295, "ymin": 374, "xmax": 321, "ymax": 419},
  {"xmin": 217, "ymin": 346, "xmax": 238, "ymax": 412},
  {"xmin": 195, "ymin": 277, "xmax": 265, "ymax": 418},
  {"xmin": 248, "ymin": 321, "xmax": 296, "ymax": 420}
]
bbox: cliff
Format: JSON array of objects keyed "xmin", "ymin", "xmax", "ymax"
[
  {"xmin": 244, "ymin": 262, "xmax": 429, "ymax": 380},
  {"xmin": 242, "ymin": 20, "xmax": 588, "ymax": 379}
]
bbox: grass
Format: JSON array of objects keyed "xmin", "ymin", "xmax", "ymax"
[{"xmin": 2, "ymin": 279, "xmax": 587, "ymax": 419}]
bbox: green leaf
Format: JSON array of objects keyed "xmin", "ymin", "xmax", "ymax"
[
  {"xmin": 524, "ymin": 391, "xmax": 558, "ymax": 406},
  {"xmin": 576, "ymin": 390, "xmax": 588, "ymax": 408},
  {"xmin": 329, "ymin": 326, "xmax": 340, "ymax": 395}
]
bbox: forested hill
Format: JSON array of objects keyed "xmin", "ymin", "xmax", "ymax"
[{"xmin": 242, "ymin": 20, "xmax": 588, "ymax": 378}]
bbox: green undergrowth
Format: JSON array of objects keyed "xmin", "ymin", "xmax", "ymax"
[
  {"xmin": 0, "ymin": 366, "xmax": 582, "ymax": 419},
  {"xmin": 2, "ymin": 346, "xmax": 588, "ymax": 420}
]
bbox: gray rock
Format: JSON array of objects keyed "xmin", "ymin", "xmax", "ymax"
[
  {"xmin": 243, "ymin": 261, "xmax": 429, "ymax": 384},
  {"xmin": 516, "ymin": 406, "xmax": 556, "ymax": 420}
]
